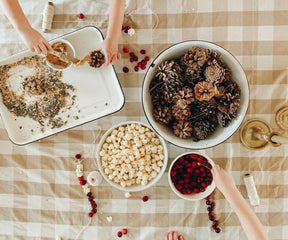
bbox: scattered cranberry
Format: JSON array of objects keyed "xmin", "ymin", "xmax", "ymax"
[
  {"xmin": 140, "ymin": 49, "xmax": 146, "ymax": 54},
  {"xmin": 144, "ymin": 56, "xmax": 150, "ymax": 61},
  {"xmin": 91, "ymin": 208, "xmax": 97, "ymax": 214},
  {"xmin": 141, "ymin": 65, "xmax": 146, "ymax": 70},
  {"xmin": 130, "ymin": 58, "xmax": 134, "ymax": 63},
  {"xmin": 117, "ymin": 231, "xmax": 122, "ymax": 237},
  {"xmin": 142, "ymin": 196, "xmax": 149, "ymax": 202},
  {"xmin": 133, "ymin": 56, "xmax": 138, "ymax": 61},
  {"xmin": 206, "ymin": 200, "xmax": 211, "ymax": 205},
  {"xmin": 137, "ymin": 62, "xmax": 142, "ymax": 67},
  {"xmin": 129, "ymin": 52, "xmax": 135, "ymax": 57},
  {"xmin": 87, "ymin": 192, "xmax": 92, "ymax": 197},
  {"xmin": 88, "ymin": 197, "xmax": 94, "ymax": 202},
  {"xmin": 88, "ymin": 212, "xmax": 94, "ymax": 218},
  {"xmin": 78, "ymin": 176, "xmax": 84, "ymax": 181},
  {"xmin": 78, "ymin": 13, "xmax": 84, "ymax": 19},
  {"xmin": 122, "ymin": 47, "xmax": 129, "ymax": 53},
  {"xmin": 134, "ymin": 66, "xmax": 139, "ymax": 72},
  {"xmin": 122, "ymin": 228, "xmax": 128, "ymax": 235},
  {"xmin": 80, "ymin": 180, "xmax": 87, "ymax": 185},
  {"xmin": 123, "ymin": 67, "xmax": 129, "ymax": 73},
  {"xmin": 75, "ymin": 154, "xmax": 82, "ymax": 159},
  {"xmin": 215, "ymin": 228, "xmax": 221, "ymax": 233},
  {"xmin": 121, "ymin": 25, "xmax": 125, "ymax": 30}
]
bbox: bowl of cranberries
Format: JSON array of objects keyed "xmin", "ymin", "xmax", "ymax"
[{"xmin": 168, "ymin": 152, "xmax": 215, "ymax": 200}]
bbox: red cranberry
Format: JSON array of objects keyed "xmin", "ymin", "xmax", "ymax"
[
  {"xmin": 201, "ymin": 183, "xmax": 207, "ymax": 188},
  {"xmin": 134, "ymin": 66, "xmax": 139, "ymax": 72},
  {"xmin": 123, "ymin": 67, "xmax": 129, "ymax": 73},
  {"xmin": 75, "ymin": 154, "xmax": 82, "ymax": 159},
  {"xmin": 209, "ymin": 216, "xmax": 215, "ymax": 221},
  {"xmin": 190, "ymin": 154, "xmax": 197, "ymax": 160},
  {"xmin": 130, "ymin": 58, "xmax": 134, "ymax": 63},
  {"xmin": 208, "ymin": 212, "xmax": 214, "ymax": 217},
  {"xmin": 142, "ymin": 196, "xmax": 149, "ymax": 202},
  {"xmin": 129, "ymin": 52, "xmax": 135, "ymax": 57},
  {"xmin": 117, "ymin": 231, "xmax": 122, "ymax": 237},
  {"xmin": 194, "ymin": 169, "xmax": 200, "ymax": 175},
  {"xmin": 192, "ymin": 162, "xmax": 197, "ymax": 168},
  {"xmin": 91, "ymin": 208, "xmax": 97, "ymax": 214},
  {"xmin": 207, "ymin": 207, "xmax": 213, "ymax": 212},
  {"xmin": 176, "ymin": 184, "xmax": 182, "ymax": 190},
  {"xmin": 213, "ymin": 220, "xmax": 219, "ymax": 226},
  {"xmin": 199, "ymin": 187, "xmax": 205, "ymax": 192},
  {"xmin": 122, "ymin": 228, "xmax": 128, "ymax": 234},
  {"xmin": 215, "ymin": 228, "xmax": 221, "ymax": 233},
  {"xmin": 141, "ymin": 65, "xmax": 146, "ymax": 70},
  {"xmin": 144, "ymin": 56, "xmax": 150, "ymax": 61},
  {"xmin": 140, "ymin": 49, "xmax": 146, "ymax": 54},
  {"xmin": 133, "ymin": 56, "xmax": 138, "ymax": 61},
  {"xmin": 78, "ymin": 176, "xmax": 84, "ymax": 181},
  {"xmin": 88, "ymin": 212, "xmax": 94, "ymax": 217},
  {"xmin": 78, "ymin": 13, "xmax": 84, "ymax": 19},
  {"xmin": 206, "ymin": 200, "xmax": 211, "ymax": 205},
  {"xmin": 211, "ymin": 202, "xmax": 215, "ymax": 208},
  {"xmin": 121, "ymin": 25, "xmax": 125, "ymax": 30},
  {"xmin": 137, "ymin": 62, "xmax": 142, "ymax": 67},
  {"xmin": 122, "ymin": 47, "xmax": 129, "ymax": 53},
  {"xmin": 88, "ymin": 197, "xmax": 94, "ymax": 202},
  {"xmin": 80, "ymin": 180, "xmax": 87, "ymax": 185},
  {"xmin": 187, "ymin": 168, "xmax": 193, "ymax": 173},
  {"xmin": 87, "ymin": 192, "xmax": 92, "ymax": 197},
  {"xmin": 193, "ymin": 188, "xmax": 200, "ymax": 193}
]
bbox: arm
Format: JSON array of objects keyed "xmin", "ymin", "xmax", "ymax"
[
  {"xmin": 97, "ymin": 0, "xmax": 126, "ymax": 66},
  {"xmin": 0, "ymin": 0, "xmax": 52, "ymax": 54},
  {"xmin": 211, "ymin": 165, "xmax": 269, "ymax": 240}
]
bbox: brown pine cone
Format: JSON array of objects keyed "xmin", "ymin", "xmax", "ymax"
[
  {"xmin": 173, "ymin": 120, "xmax": 193, "ymax": 139},
  {"xmin": 155, "ymin": 60, "xmax": 183, "ymax": 80},
  {"xmin": 172, "ymin": 99, "xmax": 192, "ymax": 120},
  {"xmin": 217, "ymin": 112, "xmax": 232, "ymax": 127},
  {"xmin": 173, "ymin": 86, "xmax": 195, "ymax": 104},
  {"xmin": 204, "ymin": 59, "xmax": 230, "ymax": 84},
  {"xmin": 88, "ymin": 50, "xmax": 105, "ymax": 68},
  {"xmin": 193, "ymin": 119, "xmax": 215, "ymax": 140},
  {"xmin": 182, "ymin": 47, "xmax": 208, "ymax": 67},
  {"xmin": 153, "ymin": 105, "xmax": 172, "ymax": 124},
  {"xmin": 194, "ymin": 81, "xmax": 216, "ymax": 101}
]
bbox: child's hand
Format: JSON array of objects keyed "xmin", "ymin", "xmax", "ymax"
[
  {"xmin": 96, "ymin": 38, "xmax": 121, "ymax": 66},
  {"xmin": 18, "ymin": 27, "xmax": 53, "ymax": 54},
  {"xmin": 211, "ymin": 165, "xmax": 237, "ymax": 198},
  {"xmin": 164, "ymin": 231, "xmax": 184, "ymax": 240}
]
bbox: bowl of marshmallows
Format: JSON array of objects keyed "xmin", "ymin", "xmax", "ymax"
[{"xmin": 97, "ymin": 121, "xmax": 168, "ymax": 192}]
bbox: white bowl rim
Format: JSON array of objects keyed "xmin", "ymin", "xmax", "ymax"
[
  {"xmin": 168, "ymin": 151, "xmax": 216, "ymax": 201},
  {"xmin": 141, "ymin": 40, "xmax": 250, "ymax": 150},
  {"xmin": 46, "ymin": 38, "xmax": 76, "ymax": 71},
  {"xmin": 96, "ymin": 120, "xmax": 168, "ymax": 192}
]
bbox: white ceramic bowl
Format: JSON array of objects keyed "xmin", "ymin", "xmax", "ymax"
[
  {"xmin": 142, "ymin": 40, "xmax": 249, "ymax": 149},
  {"xmin": 168, "ymin": 151, "xmax": 215, "ymax": 201},
  {"xmin": 96, "ymin": 121, "xmax": 168, "ymax": 192},
  {"xmin": 46, "ymin": 39, "xmax": 75, "ymax": 70}
]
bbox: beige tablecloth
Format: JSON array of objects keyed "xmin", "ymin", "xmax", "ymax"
[{"xmin": 1, "ymin": 0, "xmax": 288, "ymax": 239}]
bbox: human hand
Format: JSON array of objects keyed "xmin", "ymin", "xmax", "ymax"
[
  {"xmin": 18, "ymin": 27, "xmax": 53, "ymax": 54},
  {"xmin": 211, "ymin": 165, "xmax": 238, "ymax": 198},
  {"xmin": 164, "ymin": 231, "xmax": 184, "ymax": 240},
  {"xmin": 96, "ymin": 37, "xmax": 121, "ymax": 66}
]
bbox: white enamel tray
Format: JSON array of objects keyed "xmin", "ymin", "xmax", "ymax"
[{"xmin": 0, "ymin": 26, "xmax": 124, "ymax": 145}]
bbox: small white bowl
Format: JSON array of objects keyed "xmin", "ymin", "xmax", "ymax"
[
  {"xmin": 142, "ymin": 40, "xmax": 249, "ymax": 149},
  {"xmin": 46, "ymin": 38, "xmax": 75, "ymax": 71},
  {"xmin": 168, "ymin": 151, "xmax": 215, "ymax": 201},
  {"xmin": 96, "ymin": 121, "xmax": 168, "ymax": 192}
]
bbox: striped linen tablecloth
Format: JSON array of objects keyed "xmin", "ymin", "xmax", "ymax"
[{"xmin": 1, "ymin": 0, "xmax": 288, "ymax": 239}]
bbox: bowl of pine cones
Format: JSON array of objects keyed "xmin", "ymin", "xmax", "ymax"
[{"xmin": 142, "ymin": 41, "xmax": 249, "ymax": 149}]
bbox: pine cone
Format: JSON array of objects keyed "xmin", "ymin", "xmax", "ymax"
[
  {"xmin": 150, "ymin": 90, "xmax": 166, "ymax": 107},
  {"xmin": 173, "ymin": 120, "xmax": 193, "ymax": 139},
  {"xmin": 216, "ymin": 80, "xmax": 241, "ymax": 115},
  {"xmin": 198, "ymin": 100, "xmax": 218, "ymax": 116},
  {"xmin": 185, "ymin": 64, "xmax": 203, "ymax": 84},
  {"xmin": 217, "ymin": 112, "xmax": 232, "ymax": 127},
  {"xmin": 88, "ymin": 51, "xmax": 105, "ymax": 68},
  {"xmin": 173, "ymin": 86, "xmax": 195, "ymax": 104},
  {"xmin": 194, "ymin": 81, "xmax": 216, "ymax": 101},
  {"xmin": 172, "ymin": 99, "xmax": 192, "ymax": 120},
  {"xmin": 155, "ymin": 60, "xmax": 183, "ymax": 80},
  {"xmin": 153, "ymin": 105, "xmax": 172, "ymax": 124},
  {"xmin": 193, "ymin": 120, "xmax": 214, "ymax": 140},
  {"xmin": 204, "ymin": 59, "xmax": 230, "ymax": 84},
  {"xmin": 182, "ymin": 47, "xmax": 208, "ymax": 67}
]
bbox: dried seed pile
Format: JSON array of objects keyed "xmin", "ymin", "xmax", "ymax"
[{"xmin": 0, "ymin": 55, "xmax": 77, "ymax": 129}]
